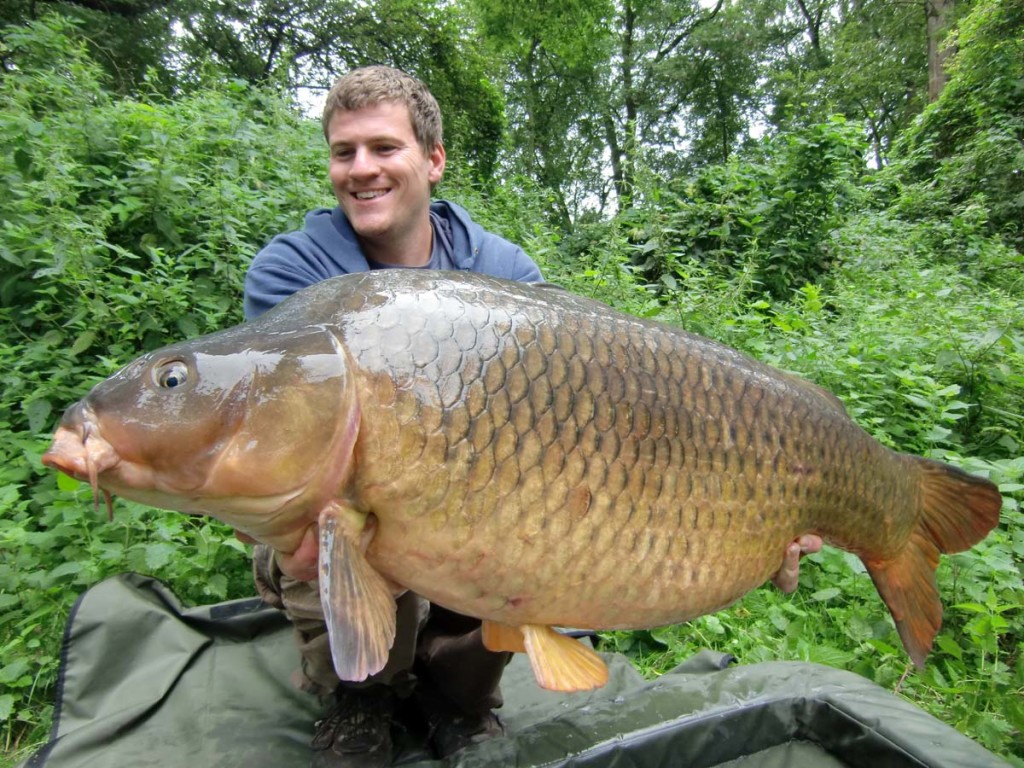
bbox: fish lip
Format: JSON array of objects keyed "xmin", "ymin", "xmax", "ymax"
[
  {"xmin": 42, "ymin": 402, "xmax": 119, "ymax": 480},
  {"xmin": 43, "ymin": 407, "xmax": 125, "ymax": 517}
]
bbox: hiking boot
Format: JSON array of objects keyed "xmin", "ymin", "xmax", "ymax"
[
  {"xmin": 310, "ymin": 685, "xmax": 396, "ymax": 768},
  {"xmin": 428, "ymin": 708, "xmax": 504, "ymax": 758},
  {"xmin": 418, "ymin": 688, "xmax": 505, "ymax": 759}
]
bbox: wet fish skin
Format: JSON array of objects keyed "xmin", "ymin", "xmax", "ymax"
[{"xmin": 42, "ymin": 270, "xmax": 1002, "ymax": 691}]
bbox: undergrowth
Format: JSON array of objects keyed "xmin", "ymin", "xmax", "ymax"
[{"xmin": 2, "ymin": 15, "xmax": 1022, "ymax": 767}]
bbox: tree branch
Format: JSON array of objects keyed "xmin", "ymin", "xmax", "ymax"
[
  {"xmin": 56, "ymin": 0, "xmax": 170, "ymax": 18},
  {"xmin": 651, "ymin": 0, "xmax": 725, "ymax": 66}
]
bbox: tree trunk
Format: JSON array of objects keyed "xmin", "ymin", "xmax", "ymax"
[
  {"xmin": 616, "ymin": 0, "xmax": 638, "ymax": 211},
  {"xmin": 926, "ymin": 0, "xmax": 953, "ymax": 102}
]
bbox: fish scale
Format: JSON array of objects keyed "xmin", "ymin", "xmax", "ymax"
[
  {"xmin": 349, "ymin": 280, "xmax": 853, "ymax": 625},
  {"xmin": 43, "ymin": 270, "xmax": 1002, "ymax": 691}
]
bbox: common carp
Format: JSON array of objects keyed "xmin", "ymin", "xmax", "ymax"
[{"xmin": 43, "ymin": 270, "xmax": 1002, "ymax": 692}]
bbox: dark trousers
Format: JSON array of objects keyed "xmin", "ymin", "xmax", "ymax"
[{"xmin": 252, "ymin": 544, "xmax": 510, "ymax": 714}]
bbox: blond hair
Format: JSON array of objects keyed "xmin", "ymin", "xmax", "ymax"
[{"xmin": 321, "ymin": 66, "xmax": 443, "ymax": 154}]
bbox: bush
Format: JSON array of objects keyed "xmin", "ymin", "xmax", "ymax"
[
  {"xmin": 615, "ymin": 115, "xmax": 866, "ymax": 300},
  {"xmin": 890, "ymin": 0, "xmax": 1024, "ymax": 252},
  {"xmin": 1, "ymin": 13, "xmax": 1021, "ymax": 768},
  {"xmin": 0, "ymin": 18, "xmax": 328, "ymax": 758}
]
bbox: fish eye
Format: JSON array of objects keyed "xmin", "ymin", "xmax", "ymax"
[{"xmin": 153, "ymin": 360, "xmax": 190, "ymax": 390}]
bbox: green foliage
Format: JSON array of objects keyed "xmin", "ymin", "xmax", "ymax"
[
  {"xmin": 1, "ymin": 8, "xmax": 1023, "ymax": 767},
  {"xmin": 891, "ymin": 0, "xmax": 1024, "ymax": 252},
  {"xmin": 621, "ymin": 115, "xmax": 866, "ymax": 299},
  {"xmin": 0, "ymin": 4, "xmax": 177, "ymax": 95},
  {"xmin": 177, "ymin": 0, "xmax": 507, "ymax": 181},
  {"xmin": 659, "ymin": 0, "xmax": 761, "ymax": 166},
  {"xmin": 0, "ymin": 18, "xmax": 326, "ymax": 759},
  {"xmin": 765, "ymin": 0, "xmax": 928, "ymax": 166},
  {"xmin": 1, "ymin": 16, "xmax": 330, "ymax": 436}
]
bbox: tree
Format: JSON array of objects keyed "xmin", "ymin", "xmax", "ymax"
[
  {"xmin": 0, "ymin": 0, "xmax": 507, "ymax": 180},
  {"xmin": 473, "ymin": 0, "xmax": 732, "ymax": 220},
  {"xmin": 471, "ymin": 0, "xmax": 614, "ymax": 228},
  {"xmin": 893, "ymin": 0, "xmax": 1024, "ymax": 250},
  {"xmin": 926, "ymin": 0, "xmax": 954, "ymax": 102},
  {"xmin": 0, "ymin": 0, "xmax": 177, "ymax": 93},
  {"xmin": 176, "ymin": 0, "xmax": 506, "ymax": 180},
  {"xmin": 825, "ymin": 0, "xmax": 928, "ymax": 166},
  {"xmin": 759, "ymin": 0, "xmax": 935, "ymax": 167},
  {"xmin": 601, "ymin": 0, "xmax": 726, "ymax": 209}
]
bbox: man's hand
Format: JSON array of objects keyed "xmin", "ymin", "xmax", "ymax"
[
  {"xmin": 234, "ymin": 525, "xmax": 320, "ymax": 582},
  {"xmin": 771, "ymin": 534, "xmax": 823, "ymax": 593}
]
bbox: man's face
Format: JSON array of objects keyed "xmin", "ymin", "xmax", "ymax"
[{"xmin": 326, "ymin": 102, "xmax": 445, "ymax": 250}]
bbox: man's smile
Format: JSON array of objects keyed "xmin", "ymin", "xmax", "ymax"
[{"xmin": 353, "ymin": 189, "xmax": 391, "ymax": 200}]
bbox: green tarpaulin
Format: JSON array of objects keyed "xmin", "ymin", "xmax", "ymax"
[{"xmin": 22, "ymin": 574, "xmax": 1009, "ymax": 768}]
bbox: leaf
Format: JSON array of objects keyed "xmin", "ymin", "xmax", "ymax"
[
  {"xmin": 206, "ymin": 574, "xmax": 228, "ymax": 600},
  {"xmin": 808, "ymin": 645, "xmax": 855, "ymax": 667},
  {"xmin": 56, "ymin": 473, "xmax": 82, "ymax": 493},
  {"xmin": 810, "ymin": 587, "xmax": 841, "ymax": 602},
  {"xmin": 952, "ymin": 602, "xmax": 989, "ymax": 614},
  {"xmin": 176, "ymin": 315, "xmax": 199, "ymax": 338},
  {"xmin": 974, "ymin": 327, "xmax": 1006, "ymax": 349},
  {"xmin": 702, "ymin": 615, "xmax": 725, "ymax": 635},
  {"xmin": 153, "ymin": 211, "xmax": 180, "ymax": 244},
  {"xmin": 0, "ymin": 660, "xmax": 30, "ymax": 685},
  {"xmin": 14, "ymin": 147, "xmax": 33, "ymax": 176},
  {"xmin": 25, "ymin": 399, "xmax": 53, "ymax": 434},
  {"xmin": 0, "ymin": 245, "xmax": 25, "ymax": 267},
  {"xmin": 70, "ymin": 331, "xmax": 96, "ymax": 356},
  {"xmin": 649, "ymin": 626, "xmax": 677, "ymax": 648},
  {"xmin": 904, "ymin": 393, "xmax": 933, "ymax": 409},
  {"xmin": 0, "ymin": 694, "xmax": 14, "ymax": 722},
  {"xmin": 221, "ymin": 536, "xmax": 249, "ymax": 554},
  {"xmin": 144, "ymin": 542, "xmax": 178, "ymax": 571},
  {"xmin": 935, "ymin": 634, "xmax": 963, "ymax": 660},
  {"xmin": 48, "ymin": 561, "xmax": 85, "ymax": 580}
]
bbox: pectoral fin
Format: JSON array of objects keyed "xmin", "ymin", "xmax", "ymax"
[
  {"xmin": 482, "ymin": 620, "xmax": 526, "ymax": 653},
  {"xmin": 521, "ymin": 624, "xmax": 609, "ymax": 692},
  {"xmin": 318, "ymin": 509, "xmax": 397, "ymax": 682}
]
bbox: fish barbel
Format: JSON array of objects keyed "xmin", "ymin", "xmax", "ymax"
[{"xmin": 42, "ymin": 271, "xmax": 1002, "ymax": 691}]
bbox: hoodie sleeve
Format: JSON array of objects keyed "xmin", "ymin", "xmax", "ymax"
[
  {"xmin": 440, "ymin": 201, "xmax": 545, "ymax": 283},
  {"xmin": 505, "ymin": 246, "xmax": 544, "ymax": 283},
  {"xmin": 244, "ymin": 236, "xmax": 334, "ymax": 319},
  {"xmin": 244, "ymin": 208, "xmax": 369, "ymax": 320},
  {"xmin": 471, "ymin": 231, "xmax": 544, "ymax": 284}
]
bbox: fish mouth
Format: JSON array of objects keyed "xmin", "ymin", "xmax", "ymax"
[
  {"xmin": 42, "ymin": 405, "xmax": 315, "ymax": 548},
  {"xmin": 41, "ymin": 404, "xmax": 166, "ymax": 515},
  {"xmin": 42, "ymin": 410, "xmax": 122, "ymax": 516}
]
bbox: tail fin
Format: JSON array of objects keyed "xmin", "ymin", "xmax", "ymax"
[{"xmin": 863, "ymin": 458, "xmax": 1002, "ymax": 668}]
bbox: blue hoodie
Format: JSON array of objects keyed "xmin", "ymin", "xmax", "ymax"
[{"xmin": 244, "ymin": 200, "xmax": 543, "ymax": 320}]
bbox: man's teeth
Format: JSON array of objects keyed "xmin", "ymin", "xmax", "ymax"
[{"xmin": 355, "ymin": 190, "xmax": 387, "ymax": 199}]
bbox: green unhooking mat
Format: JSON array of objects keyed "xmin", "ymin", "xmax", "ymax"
[{"xmin": 22, "ymin": 574, "xmax": 1009, "ymax": 768}]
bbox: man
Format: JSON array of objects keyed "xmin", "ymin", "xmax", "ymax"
[
  {"xmin": 243, "ymin": 65, "xmax": 821, "ymax": 768},
  {"xmin": 244, "ymin": 65, "xmax": 541, "ymax": 768}
]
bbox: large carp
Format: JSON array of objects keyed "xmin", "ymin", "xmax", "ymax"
[{"xmin": 43, "ymin": 270, "xmax": 1001, "ymax": 692}]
